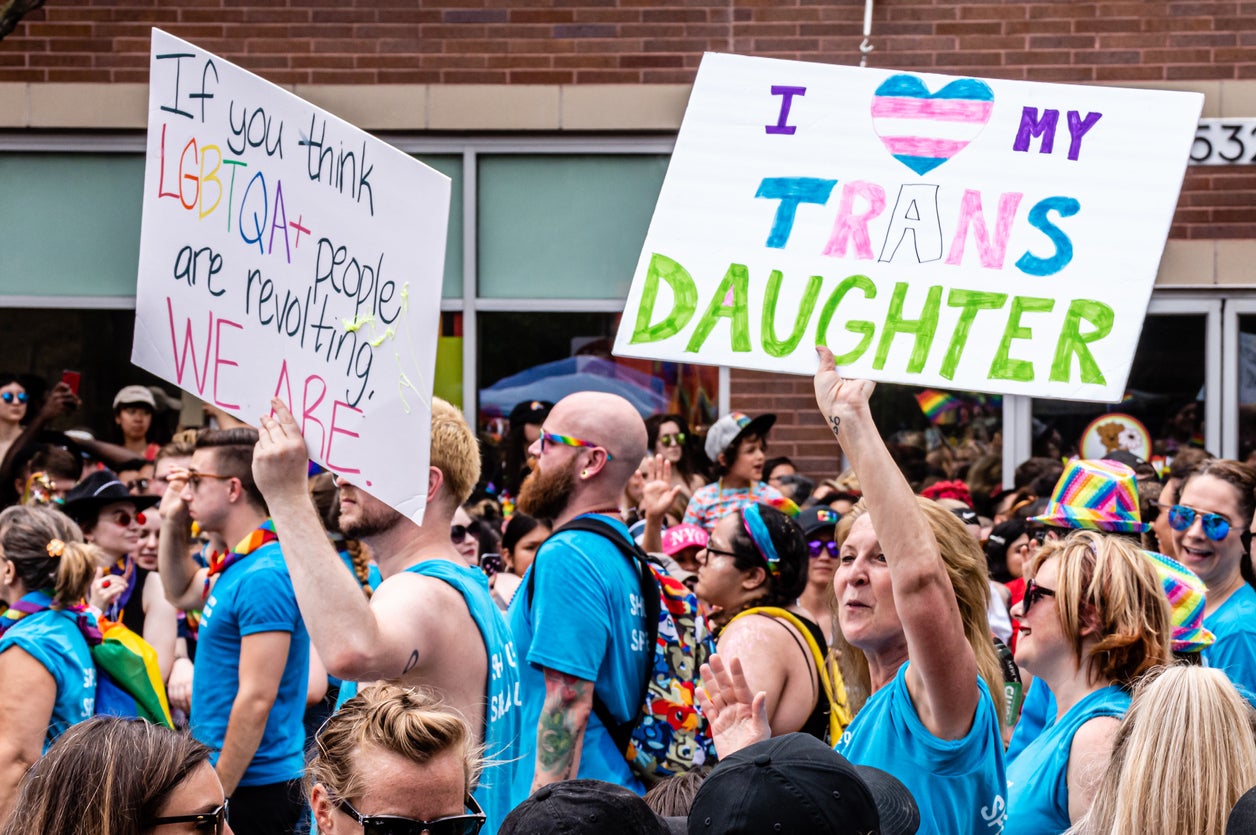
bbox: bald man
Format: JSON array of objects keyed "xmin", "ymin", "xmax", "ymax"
[{"xmin": 506, "ymin": 392, "xmax": 652, "ymax": 802}]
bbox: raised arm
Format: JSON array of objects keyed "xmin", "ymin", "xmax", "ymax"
[
  {"xmin": 254, "ymin": 399, "xmax": 447, "ymax": 683},
  {"xmin": 812, "ymin": 346, "xmax": 978, "ymax": 738},
  {"xmin": 157, "ymin": 472, "xmax": 211, "ymax": 611}
]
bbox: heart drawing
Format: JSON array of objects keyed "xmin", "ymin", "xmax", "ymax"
[{"xmin": 870, "ymin": 74, "xmax": 995, "ymax": 175}]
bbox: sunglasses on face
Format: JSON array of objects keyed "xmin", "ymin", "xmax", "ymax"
[
  {"xmin": 0, "ymin": 391, "xmax": 28, "ymax": 405},
  {"xmin": 147, "ymin": 800, "xmax": 228, "ymax": 835},
  {"xmin": 658, "ymin": 432, "xmax": 686, "ymax": 447},
  {"xmin": 1022, "ymin": 578, "xmax": 1056, "ymax": 616},
  {"xmin": 187, "ymin": 472, "xmax": 233, "ymax": 490},
  {"xmin": 336, "ymin": 795, "xmax": 486, "ymax": 835},
  {"xmin": 807, "ymin": 540, "xmax": 840, "ymax": 559},
  {"xmin": 125, "ymin": 478, "xmax": 150, "ymax": 492},
  {"xmin": 697, "ymin": 544, "xmax": 746, "ymax": 565},
  {"xmin": 1168, "ymin": 504, "xmax": 1232, "ymax": 541},
  {"xmin": 109, "ymin": 509, "xmax": 145, "ymax": 528},
  {"xmin": 450, "ymin": 524, "xmax": 474, "ymax": 543},
  {"xmin": 538, "ymin": 430, "xmax": 614, "ymax": 460}
]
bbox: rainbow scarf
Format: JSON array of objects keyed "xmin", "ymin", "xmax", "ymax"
[
  {"xmin": 202, "ymin": 519, "xmax": 278, "ymax": 599},
  {"xmin": 0, "ymin": 589, "xmax": 101, "ymax": 644}
]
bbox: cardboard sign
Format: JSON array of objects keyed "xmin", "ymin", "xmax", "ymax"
[
  {"xmin": 613, "ymin": 54, "xmax": 1202, "ymax": 402},
  {"xmin": 133, "ymin": 29, "xmax": 450, "ymax": 523}
]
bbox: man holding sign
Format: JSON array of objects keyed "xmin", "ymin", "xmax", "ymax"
[{"xmin": 252, "ymin": 397, "xmax": 520, "ymax": 834}]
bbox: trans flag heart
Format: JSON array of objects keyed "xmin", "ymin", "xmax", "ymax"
[{"xmin": 870, "ymin": 75, "xmax": 994, "ymax": 175}]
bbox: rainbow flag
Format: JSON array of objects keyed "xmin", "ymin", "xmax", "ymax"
[
  {"xmin": 915, "ymin": 390, "xmax": 961, "ymax": 424},
  {"xmin": 92, "ymin": 619, "xmax": 174, "ymax": 727}
]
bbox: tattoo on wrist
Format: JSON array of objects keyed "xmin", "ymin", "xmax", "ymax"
[{"xmin": 829, "ymin": 415, "xmax": 841, "ymax": 436}]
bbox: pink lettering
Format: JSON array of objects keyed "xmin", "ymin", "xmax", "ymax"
[
  {"xmin": 823, "ymin": 181, "xmax": 886, "ymax": 259},
  {"xmin": 945, "ymin": 190, "xmax": 1024, "ymax": 269}
]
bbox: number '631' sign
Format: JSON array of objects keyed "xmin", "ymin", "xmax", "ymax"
[{"xmin": 1191, "ymin": 119, "xmax": 1256, "ymax": 165}]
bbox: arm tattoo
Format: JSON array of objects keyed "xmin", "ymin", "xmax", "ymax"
[
  {"xmin": 535, "ymin": 671, "xmax": 591, "ymax": 782},
  {"xmin": 402, "ymin": 650, "xmax": 420, "ymax": 675},
  {"xmin": 829, "ymin": 415, "xmax": 841, "ymax": 436}
]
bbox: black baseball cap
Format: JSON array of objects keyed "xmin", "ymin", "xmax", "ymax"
[
  {"xmin": 500, "ymin": 779, "xmax": 683, "ymax": 835},
  {"xmin": 797, "ymin": 505, "xmax": 842, "ymax": 536},
  {"xmin": 687, "ymin": 734, "xmax": 919, "ymax": 835},
  {"xmin": 1229, "ymin": 785, "xmax": 1256, "ymax": 833}
]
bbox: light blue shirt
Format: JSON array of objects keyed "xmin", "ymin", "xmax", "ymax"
[
  {"xmin": 1204, "ymin": 583, "xmax": 1256, "ymax": 707},
  {"xmin": 337, "ymin": 560, "xmax": 521, "ymax": 835},
  {"xmin": 1006, "ymin": 677, "xmax": 1057, "ymax": 762},
  {"xmin": 836, "ymin": 662, "xmax": 1007, "ymax": 835},
  {"xmin": 0, "ymin": 609, "xmax": 95, "ymax": 752},
  {"xmin": 191, "ymin": 541, "xmax": 309, "ymax": 787},
  {"xmin": 1005, "ymin": 685, "xmax": 1129, "ymax": 834},
  {"xmin": 507, "ymin": 515, "xmax": 650, "ymax": 805}
]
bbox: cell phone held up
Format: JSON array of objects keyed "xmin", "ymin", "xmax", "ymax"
[
  {"xmin": 479, "ymin": 553, "xmax": 503, "ymax": 578},
  {"xmin": 59, "ymin": 370, "xmax": 81, "ymax": 395}
]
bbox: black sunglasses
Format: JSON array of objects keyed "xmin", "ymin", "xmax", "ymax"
[
  {"xmin": 1022, "ymin": 578, "xmax": 1056, "ymax": 616},
  {"xmin": 1, "ymin": 391, "xmax": 28, "ymax": 405},
  {"xmin": 147, "ymin": 800, "xmax": 228, "ymax": 834},
  {"xmin": 450, "ymin": 524, "xmax": 473, "ymax": 543},
  {"xmin": 336, "ymin": 795, "xmax": 485, "ymax": 835},
  {"xmin": 807, "ymin": 540, "xmax": 840, "ymax": 559}
]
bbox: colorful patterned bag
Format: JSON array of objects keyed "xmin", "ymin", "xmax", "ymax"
[{"xmin": 539, "ymin": 515, "xmax": 718, "ymax": 785}]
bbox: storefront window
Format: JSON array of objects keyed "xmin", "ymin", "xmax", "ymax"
[
  {"xmin": 475, "ymin": 311, "xmax": 717, "ymax": 497},
  {"xmin": 1236, "ymin": 315, "xmax": 1256, "ymax": 465},
  {"xmin": 1032, "ymin": 314, "xmax": 1207, "ymax": 469}
]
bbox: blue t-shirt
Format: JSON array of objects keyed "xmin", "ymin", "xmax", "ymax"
[
  {"xmin": 191, "ymin": 540, "xmax": 309, "ymax": 787},
  {"xmin": 1006, "ymin": 677, "xmax": 1057, "ymax": 762},
  {"xmin": 1204, "ymin": 583, "xmax": 1256, "ymax": 707},
  {"xmin": 836, "ymin": 662, "xmax": 1007, "ymax": 835},
  {"xmin": 507, "ymin": 515, "xmax": 650, "ymax": 805},
  {"xmin": 0, "ymin": 609, "xmax": 96, "ymax": 752},
  {"xmin": 1005, "ymin": 685, "xmax": 1129, "ymax": 834},
  {"xmin": 337, "ymin": 560, "xmax": 521, "ymax": 835}
]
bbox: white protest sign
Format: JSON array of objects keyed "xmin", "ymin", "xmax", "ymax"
[
  {"xmin": 613, "ymin": 53, "xmax": 1202, "ymax": 402},
  {"xmin": 134, "ymin": 29, "xmax": 449, "ymax": 523}
]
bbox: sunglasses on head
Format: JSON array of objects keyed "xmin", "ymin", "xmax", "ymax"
[
  {"xmin": 807, "ymin": 540, "xmax": 839, "ymax": 559},
  {"xmin": 336, "ymin": 795, "xmax": 485, "ymax": 835},
  {"xmin": 450, "ymin": 524, "xmax": 471, "ymax": 543},
  {"xmin": 1168, "ymin": 504, "xmax": 1232, "ymax": 541},
  {"xmin": 1022, "ymin": 578, "xmax": 1056, "ymax": 616},
  {"xmin": 658, "ymin": 432, "xmax": 686, "ymax": 447},
  {"xmin": 109, "ymin": 509, "xmax": 145, "ymax": 528},
  {"xmin": 146, "ymin": 800, "xmax": 228, "ymax": 835},
  {"xmin": 1, "ymin": 391, "xmax": 28, "ymax": 405}
]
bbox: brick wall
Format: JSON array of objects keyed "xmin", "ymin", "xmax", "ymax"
[
  {"xmin": 1, "ymin": 1, "xmax": 1254, "ymax": 86},
  {"xmin": 729, "ymin": 368, "xmax": 843, "ymax": 481}
]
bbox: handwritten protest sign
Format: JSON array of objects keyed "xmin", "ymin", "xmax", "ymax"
[
  {"xmin": 134, "ymin": 30, "xmax": 449, "ymax": 523},
  {"xmin": 613, "ymin": 54, "xmax": 1202, "ymax": 402}
]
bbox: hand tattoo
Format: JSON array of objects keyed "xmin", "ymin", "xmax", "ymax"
[{"xmin": 829, "ymin": 415, "xmax": 841, "ymax": 436}]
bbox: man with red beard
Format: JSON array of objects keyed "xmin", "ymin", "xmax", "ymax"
[
  {"xmin": 250, "ymin": 396, "xmax": 520, "ymax": 834},
  {"xmin": 506, "ymin": 391, "xmax": 652, "ymax": 804}
]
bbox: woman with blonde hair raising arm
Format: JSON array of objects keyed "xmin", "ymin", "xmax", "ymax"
[{"xmin": 701, "ymin": 347, "xmax": 1007, "ymax": 835}]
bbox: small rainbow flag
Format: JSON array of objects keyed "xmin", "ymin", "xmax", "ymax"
[{"xmin": 915, "ymin": 390, "xmax": 961, "ymax": 424}]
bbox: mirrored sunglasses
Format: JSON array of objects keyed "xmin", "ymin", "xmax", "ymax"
[
  {"xmin": 1168, "ymin": 504, "xmax": 1231, "ymax": 541},
  {"xmin": 1, "ymin": 391, "xmax": 28, "ymax": 405},
  {"xmin": 658, "ymin": 432, "xmax": 686, "ymax": 447}
]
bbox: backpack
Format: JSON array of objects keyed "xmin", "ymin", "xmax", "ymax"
[
  {"xmin": 726, "ymin": 606, "xmax": 852, "ymax": 744},
  {"xmin": 529, "ymin": 515, "xmax": 717, "ymax": 785},
  {"xmin": 91, "ymin": 617, "xmax": 174, "ymax": 728}
]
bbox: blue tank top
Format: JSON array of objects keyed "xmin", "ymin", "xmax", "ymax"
[
  {"xmin": 836, "ymin": 662, "xmax": 1008, "ymax": 835},
  {"xmin": 1005, "ymin": 685, "xmax": 1129, "ymax": 835},
  {"xmin": 338, "ymin": 561, "xmax": 520, "ymax": 835},
  {"xmin": 0, "ymin": 609, "xmax": 96, "ymax": 752}
]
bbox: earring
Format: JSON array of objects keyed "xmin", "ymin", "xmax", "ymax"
[{"xmin": 581, "ymin": 470, "xmax": 589, "ymax": 478}]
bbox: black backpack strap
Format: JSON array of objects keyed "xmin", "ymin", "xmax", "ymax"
[{"xmin": 528, "ymin": 514, "xmax": 659, "ymax": 754}]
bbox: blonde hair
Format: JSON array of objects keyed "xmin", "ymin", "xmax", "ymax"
[
  {"xmin": 833, "ymin": 497, "xmax": 1004, "ymax": 724},
  {"xmin": 306, "ymin": 684, "xmax": 482, "ymax": 804},
  {"xmin": 1071, "ymin": 666, "xmax": 1256, "ymax": 835},
  {"xmin": 431, "ymin": 398, "xmax": 481, "ymax": 508},
  {"xmin": 1028, "ymin": 531, "xmax": 1172, "ymax": 686},
  {"xmin": 0, "ymin": 505, "xmax": 98, "ymax": 608}
]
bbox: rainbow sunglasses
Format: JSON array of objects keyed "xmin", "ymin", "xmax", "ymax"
[{"xmin": 539, "ymin": 431, "xmax": 614, "ymax": 460}]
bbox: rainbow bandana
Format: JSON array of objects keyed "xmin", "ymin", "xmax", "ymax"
[
  {"xmin": 742, "ymin": 503, "xmax": 781, "ymax": 575},
  {"xmin": 1030, "ymin": 458, "xmax": 1147, "ymax": 533},
  {"xmin": 1142, "ymin": 549, "xmax": 1215, "ymax": 654},
  {"xmin": 0, "ymin": 589, "xmax": 101, "ymax": 644},
  {"xmin": 203, "ymin": 519, "xmax": 279, "ymax": 599}
]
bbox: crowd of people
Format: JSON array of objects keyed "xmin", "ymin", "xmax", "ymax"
[{"xmin": 0, "ymin": 362, "xmax": 1254, "ymax": 835}]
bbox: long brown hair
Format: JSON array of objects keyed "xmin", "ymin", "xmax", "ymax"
[
  {"xmin": 833, "ymin": 497, "xmax": 1004, "ymax": 724},
  {"xmin": 0, "ymin": 506, "xmax": 97, "ymax": 608},
  {"xmin": 2, "ymin": 717, "xmax": 213, "ymax": 835}
]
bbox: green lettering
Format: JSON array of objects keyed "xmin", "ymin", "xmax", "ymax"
[
  {"xmin": 761, "ymin": 271, "xmax": 823, "ymax": 358},
  {"xmin": 685, "ymin": 263, "xmax": 752, "ymax": 353},
  {"xmin": 873, "ymin": 282, "xmax": 942, "ymax": 373},
  {"xmin": 940, "ymin": 289, "xmax": 1008, "ymax": 380},
  {"xmin": 815, "ymin": 275, "xmax": 877, "ymax": 365},
  {"xmin": 989, "ymin": 296, "xmax": 1055, "ymax": 382},
  {"xmin": 629, "ymin": 253, "xmax": 698, "ymax": 344},
  {"xmin": 1050, "ymin": 298, "xmax": 1114, "ymax": 384}
]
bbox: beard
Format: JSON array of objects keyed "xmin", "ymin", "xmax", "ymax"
[
  {"xmin": 517, "ymin": 459, "xmax": 577, "ymax": 520},
  {"xmin": 339, "ymin": 488, "xmax": 406, "ymax": 540}
]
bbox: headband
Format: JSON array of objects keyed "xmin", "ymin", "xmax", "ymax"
[{"xmin": 742, "ymin": 504, "xmax": 780, "ymax": 576}]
